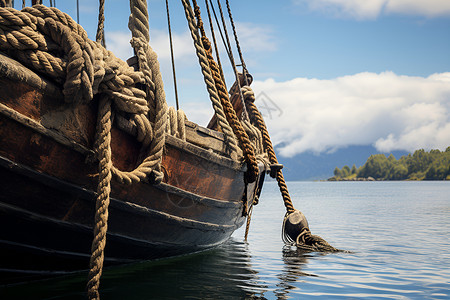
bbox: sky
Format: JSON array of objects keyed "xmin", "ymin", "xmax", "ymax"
[{"xmin": 14, "ymin": 0, "xmax": 450, "ymax": 157}]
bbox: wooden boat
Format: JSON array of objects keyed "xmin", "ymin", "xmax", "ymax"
[{"xmin": 0, "ymin": 2, "xmax": 269, "ymax": 284}]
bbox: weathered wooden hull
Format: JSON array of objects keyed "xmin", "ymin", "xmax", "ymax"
[{"xmin": 0, "ymin": 52, "xmax": 265, "ymax": 282}]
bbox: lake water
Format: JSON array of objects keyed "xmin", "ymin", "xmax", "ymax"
[{"xmin": 1, "ymin": 181, "xmax": 449, "ymax": 299}]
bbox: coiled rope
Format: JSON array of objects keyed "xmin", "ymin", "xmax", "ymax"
[{"xmin": 0, "ymin": 3, "xmax": 169, "ymax": 298}]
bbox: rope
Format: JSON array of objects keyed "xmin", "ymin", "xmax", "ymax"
[
  {"xmin": 242, "ymin": 86, "xmax": 340, "ymax": 252},
  {"xmin": 126, "ymin": 0, "xmax": 168, "ymax": 185},
  {"xmin": 96, "ymin": 0, "xmax": 105, "ymax": 47},
  {"xmin": 167, "ymin": 106, "xmax": 186, "ymax": 141},
  {"xmin": 204, "ymin": 0, "xmax": 225, "ymax": 84},
  {"xmin": 241, "ymin": 86, "xmax": 295, "ymax": 213},
  {"xmin": 192, "ymin": 0, "xmax": 258, "ymax": 182},
  {"xmin": 0, "ymin": 1, "xmax": 11, "ymax": 8},
  {"xmin": 225, "ymin": 0, "xmax": 248, "ymax": 85},
  {"xmin": 215, "ymin": 0, "xmax": 248, "ymax": 121},
  {"xmin": 165, "ymin": 0, "xmax": 179, "ymax": 110},
  {"xmin": 180, "ymin": 0, "xmax": 239, "ymax": 157},
  {"xmin": 0, "ymin": 4, "xmax": 169, "ymax": 297},
  {"xmin": 86, "ymin": 96, "xmax": 112, "ymax": 300}
]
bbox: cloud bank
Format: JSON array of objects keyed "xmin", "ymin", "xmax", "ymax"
[
  {"xmin": 251, "ymin": 72, "xmax": 450, "ymax": 157},
  {"xmin": 295, "ymin": 0, "xmax": 450, "ymax": 19}
]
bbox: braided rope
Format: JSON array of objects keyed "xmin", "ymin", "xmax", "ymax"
[
  {"xmin": 166, "ymin": 106, "xmax": 186, "ymax": 140},
  {"xmin": 87, "ymin": 96, "xmax": 112, "ymax": 300},
  {"xmin": 180, "ymin": 0, "xmax": 239, "ymax": 156},
  {"xmin": 241, "ymin": 86, "xmax": 295, "ymax": 212},
  {"xmin": 192, "ymin": 0, "xmax": 258, "ymax": 182},
  {"xmin": 96, "ymin": 0, "xmax": 105, "ymax": 46},
  {"xmin": 243, "ymin": 86, "xmax": 340, "ymax": 252},
  {"xmin": 0, "ymin": 6, "xmax": 148, "ymax": 113},
  {"xmin": 0, "ymin": 5, "xmax": 169, "ymax": 297}
]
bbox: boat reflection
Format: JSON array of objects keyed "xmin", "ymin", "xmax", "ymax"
[
  {"xmin": 1, "ymin": 238, "xmax": 269, "ymax": 299},
  {"xmin": 1, "ymin": 239, "xmax": 325, "ymax": 299},
  {"xmin": 274, "ymin": 245, "xmax": 318, "ymax": 299}
]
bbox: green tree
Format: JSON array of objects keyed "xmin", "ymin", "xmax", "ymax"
[
  {"xmin": 332, "ymin": 147, "xmax": 450, "ymax": 181},
  {"xmin": 342, "ymin": 165, "xmax": 350, "ymax": 178},
  {"xmin": 334, "ymin": 167, "xmax": 342, "ymax": 178}
]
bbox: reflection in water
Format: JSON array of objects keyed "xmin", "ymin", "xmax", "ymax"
[
  {"xmin": 274, "ymin": 246, "xmax": 317, "ymax": 299},
  {"xmin": 4, "ymin": 182, "xmax": 448, "ymax": 299},
  {"xmin": 1, "ymin": 238, "xmax": 269, "ymax": 299}
]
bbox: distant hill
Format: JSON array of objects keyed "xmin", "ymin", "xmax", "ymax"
[
  {"xmin": 276, "ymin": 145, "xmax": 408, "ymax": 181},
  {"xmin": 330, "ymin": 148, "xmax": 450, "ymax": 181}
]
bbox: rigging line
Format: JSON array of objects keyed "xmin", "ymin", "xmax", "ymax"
[
  {"xmin": 204, "ymin": 0, "xmax": 225, "ymax": 85},
  {"xmin": 215, "ymin": 0, "xmax": 249, "ymax": 121},
  {"xmin": 208, "ymin": 0, "xmax": 231, "ymax": 63},
  {"xmin": 76, "ymin": 0, "xmax": 79, "ymax": 23},
  {"xmin": 96, "ymin": 0, "xmax": 106, "ymax": 47},
  {"xmin": 225, "ymin": 0, "xmax": 249, "ymax": 86},
  {"xmin": 165, "ymin": 0, "xmax": 179, "ymax": 110}
]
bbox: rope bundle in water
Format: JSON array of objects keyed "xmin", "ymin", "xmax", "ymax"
[{"xmin": 282, "ymin": 210, "xmax": 341, "ymax": 252}]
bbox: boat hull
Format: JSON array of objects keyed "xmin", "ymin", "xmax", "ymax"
[{"xmin": 0, "ymin": 52, "xmax": 265, "ymax": 283}]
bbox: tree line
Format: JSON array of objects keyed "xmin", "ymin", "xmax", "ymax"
[{"xmin": 330, "ymin": 147, "xmax": 450, "ymax": 181}]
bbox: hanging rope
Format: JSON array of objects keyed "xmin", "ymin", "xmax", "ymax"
[
  {"xmin": 215, "ymin": 0, "xmax": 248, "ymax": 121},
  {"xmin": 0, "ymin": 4, "xmax": 171, "ymax": 298},
  {"xmin": 165, "ymin": 0, "xmax": 179, "ymax": 110},
  {"xmin": 96, "ymin": 0, "xmax": 105, "ymax": 47},
  {"xmin": 191, "ymin": 0, "xmax": 258, "ymax": 183},
  {"xmin": 126, "ymin": 0, "xmax": 168, "ymax": 184},
  {"xmin": 180, "ymin": 0, "xmax": 239, "ymax": 158},
  {"xmin": 241, "ymin": 86, "xmax": 340, "ymax": 252},
  {"xmin": 224, "ymin": 0, "xmax": 249, "ymax": 86},
  {"xmin": 204, "ymin": 0, "xmax": 224, "ymax": 84},
  {"xmin": 86, "ymin": 95, "xmax": 112, "ymax": 300}
]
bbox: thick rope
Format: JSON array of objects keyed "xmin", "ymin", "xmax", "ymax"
[
  {"xmin": 192, "ymin": 0, "xmax": 258, "ymax": 182},
  {"xmin": 215, "ymin": 0, "xmax": 248, "ymax": 121},
  {"xmin": 96, "ymin": 0, "xmax": 105, "ymax": 47},
  {"xmin": 242, "ymin": 86, "xmax": 295, "ymax": 213},
  {"xmin": 204, "ymin": 0, "xmax": 225, "ymax": 84},
  {"xmin": 167, "ymin": 106, "xmax": 186, "ymax": 141},
  {"xmin": 125, "ymin": 0, "xmax": 168, "ymax": 184},
  {"xmin": 180, "ymin": 0, "xmax": 239, "ymax": 157},
  {"xmin": 0, "ymin": 6, "xmax": 148, "ymax": 113},
  {"xmin": 242, "ymin": 86, "xmax": 340, "ymax": 252},
  {"xmin": 0, "ymin": 1, "xmax": 11, "ymax": 8},
  {"xmin": 86, "ymin": 96, "xmax": 112, "ymax": 300},
  {"xmin": 0, "ymin": 5, "xmax": 169, "ymax": 298}
]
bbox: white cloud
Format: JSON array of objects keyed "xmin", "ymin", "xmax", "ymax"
[
  {"xmin": 295, "ymin": 0, "xmax": 450, "ymax": 19},
  {"xmin": 234, "ymin": 22, "xmax": 277, "ymax": 53},
  {"xmin": 105, "ymin": 31, "xmax": 134, "ymax": 62},
  {"xmin": 386, "ymin": 0, "xmax": 450, "ymax": 17},
  {"xmin": 105, "ymin": 29, "xmax": 195, "ymax": 62},
  {"xmin": 250, "ymin": 71, "xmax": 450, "ymax": 157}
]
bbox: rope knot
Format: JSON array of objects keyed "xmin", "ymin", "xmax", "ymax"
[{"xmin": 241, "ymin": 85, "xmax": 255, "ymax": 103}]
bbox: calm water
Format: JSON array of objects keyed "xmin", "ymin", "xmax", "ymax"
[{"xmin": 1, "ymin": 181, "xmax": 449, "ymax": 299}]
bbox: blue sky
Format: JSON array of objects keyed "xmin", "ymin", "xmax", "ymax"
[{"xmin": 14, "ymin": 0, "xmax": 450, "ymax": 156}]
